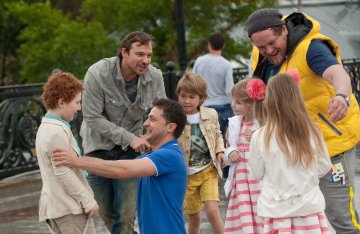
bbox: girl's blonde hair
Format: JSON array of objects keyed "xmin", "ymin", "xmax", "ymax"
[
  {"xmin": 176, "ymin": 72, "xmax": 208, "ymax": 107},
  {"xmin": 263, "ymin": 73, "xmax": 325, "ymax": 168},
  {"xmin": 232, "ymin": 78, "xmax": 266, "ymax": 126}
]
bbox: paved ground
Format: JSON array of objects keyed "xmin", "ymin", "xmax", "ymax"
[
  {"xmin": 0, "ymin": 170, "xmax": 227, "ymax": 234},
  {"xmin": 0, "ymin": 149, "xmax": 359, "ymax": 234}
]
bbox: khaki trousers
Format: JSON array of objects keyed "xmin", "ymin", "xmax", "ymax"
[{"xmin": 46, "ymin": 213, "xmax": 95, "ymax": 234}]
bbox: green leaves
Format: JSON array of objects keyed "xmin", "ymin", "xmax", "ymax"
[
  {"xmin": 0, "ymin": 0, "xmax": 275, "ymax": 84},
  {"xmin": 2, "ymin": 1, "xmax": 115, "ymax": 83}
]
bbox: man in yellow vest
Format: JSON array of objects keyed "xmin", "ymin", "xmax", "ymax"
[{"xmin": 246, "ymin": 8, "xmax": 360, "ymax": 234}]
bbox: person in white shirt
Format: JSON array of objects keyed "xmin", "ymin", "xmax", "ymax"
[
  {"xmin": 192, "ymin": 32, "xmax": 234, "ymax": 136},
  {"xmin": 248, "ymin": 72, "xmax": 332, "ymax": 233}
]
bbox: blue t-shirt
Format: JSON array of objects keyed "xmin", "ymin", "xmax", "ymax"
[
  {"xmin": 136, "ymin": 140, "xmax": 187, "ymax": 234},
  {"xmin": 306, "ymin": 39, "xmax": 339, "ymax": 76},
  {"xmin": 264, "ymin": 40, "xmax": 339, "ymax": 83}
]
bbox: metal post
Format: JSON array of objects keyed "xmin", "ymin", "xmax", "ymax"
[
  {"xmin": 297, "ymin": 0, "xmax": 302, "ymax": 12},
  {"xmin": 175, "ymin": 0, "xmax": 187, "ymax": 71}
]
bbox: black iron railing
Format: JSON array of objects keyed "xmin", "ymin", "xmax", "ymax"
[
  {"xmin": 344, "ymin": 59, "xmax": 360, "ymax": 103},
  {"xmin": 0, "ymin": 94, "xmax": 44, "ymax": 178},
  {"xmin": 0, "ymin": 59, "xmax": 359, "ymax": 179}
]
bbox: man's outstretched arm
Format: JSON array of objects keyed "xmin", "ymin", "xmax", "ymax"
[{"xmin": 53, "ymin": 148, "xmax": 156, "ymax": 179}]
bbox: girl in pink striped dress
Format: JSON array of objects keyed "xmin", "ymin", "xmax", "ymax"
[
  {"xmin": 223, "ymin": 78, "xmax": 266, "ymax": 233},
  {"xmin": 248, "ymin": 73, "xmax": 332, "ymax": 234}
]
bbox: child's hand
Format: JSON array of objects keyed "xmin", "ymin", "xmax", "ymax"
[
  {"xmin": 87, "ymin": 203, "xmax": 99, "ymax": 218},
  {"xmin": 228, "ymin": 151, "xmax": 242, "ymax": 163},
  {"xmin": 244, "ymin": 129, "xmax": 254, "ymax": 142},
  {"xmin": 216, "ymin": 152, "xmax": 225, "ymax": 167}
]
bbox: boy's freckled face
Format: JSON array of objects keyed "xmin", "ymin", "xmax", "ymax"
[{"xmin": 178, "ymin": 91, "xmax": 203, "ymax": 115}]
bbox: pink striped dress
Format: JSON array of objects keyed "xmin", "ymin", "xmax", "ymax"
[
  {"xmin": 263, "ymin": 213, "xmax": 330, "ymax": 234},
  {"xmin": 224, "ymin": 121, "xmax": 263, "ymax": 233}
]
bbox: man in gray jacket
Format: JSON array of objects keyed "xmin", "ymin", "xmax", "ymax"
[{"xmin": 80, "ymin": 31, "xmax": 166, "ymax": 234}]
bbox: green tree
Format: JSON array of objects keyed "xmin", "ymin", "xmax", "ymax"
[
  {"xmin": 81, "ymin": 0, "xmax": 277, "ymax": 69},
  {"xmin": 4, "ymin": 1, "xmax": 116, "ymax": 83},
  {"xmin": 2, "ymin": 2, "xmax": 116, "ymax": 83},
  {"xmin": 1, "ymin": 0, "xmax": 277, "ymax": 84},
  {"xmin": 0, "ymin": 0, "xmax": 26, "ymax": 85}
]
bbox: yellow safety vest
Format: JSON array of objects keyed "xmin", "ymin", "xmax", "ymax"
[{"xmin": 251, "ymin": 15, "xmax": 360, "ymax": 157}]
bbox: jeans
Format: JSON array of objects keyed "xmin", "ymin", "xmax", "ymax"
[
  {"xmin": 206, "ymin": 104, "xmax": 233, "ymax": 178},
  {"xmin": 205, "ymin": 103, "xmax": 234, "ymax": 137},
  {"xmin": 319, "ymin": 147, "xmax": 360, "ymax": 234},
  {"xmin": 87, "ymin": 146, "xmax": 138, "ymax": 234}
]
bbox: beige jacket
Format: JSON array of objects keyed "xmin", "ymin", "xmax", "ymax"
[
  {"xmin": 35, "ymin": 118, "xmax": 97, "ymax": 222},
  {"xmin": 178, "ymin": 107, "xmax": 224, "ymax": 177}
]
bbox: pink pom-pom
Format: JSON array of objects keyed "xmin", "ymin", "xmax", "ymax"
[
  {"xmin": 246, "ymin": 79, "xmax": 266, "ymax": 101},
  {"xmin": 286, "ymin": 69, "xmax": 301, "ymax": 84}
]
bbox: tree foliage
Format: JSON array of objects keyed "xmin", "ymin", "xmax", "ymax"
[
  {"xmin": 0, "ymin": 0, "xmax": 276, "ymax": 84},
  {"xmin": 6, "ymin": 1, "xmax": 115, "ymax": 83},
  {"xmin": 81, "ymin": 0, "xmax": 277, "ymax": 68}
]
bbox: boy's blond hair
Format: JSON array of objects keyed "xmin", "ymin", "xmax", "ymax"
[{"xmin": 176, "ymin": 72, "xmax": 208, "ymax": 107}]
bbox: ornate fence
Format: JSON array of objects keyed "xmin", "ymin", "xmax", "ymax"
[
  {"xmin": 345, "ymin": 59, "xmax": 360, "ymax": 103},
  {"xmin": 0, "ymin": 83, "xmax": 84, "ymax": 179},
  {"xmin": 0, "ymin": 59, "xmax": 359, "ymax": 179},
  {"xmin": 0, "ymin": 84, "xmax": 44, "ymax": 178}
]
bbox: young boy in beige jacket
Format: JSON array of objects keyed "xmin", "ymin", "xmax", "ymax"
[
  {"xmin": 176, "ymin": 72, "xmax": 224, "ymax": 234},
  {"xmin": 36, "ymin": 72, "xmax": 98, "ymax": 234}
]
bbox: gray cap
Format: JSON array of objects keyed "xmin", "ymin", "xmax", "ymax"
[{"xmin": 246, "ymin": 8, "xmax": 285, "ymax": 37}]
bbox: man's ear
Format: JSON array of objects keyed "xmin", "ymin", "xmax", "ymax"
[
  {"xmin": 121, "ymin": 48, "xmax": 128, "ymax": 58},
  {"xmin": 167, "ymin": 123, "xmax": 177, "ymax": 134},
  {"xmin": 282, "ymin": 24, "xmax": 288, "ymax": 36}
]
